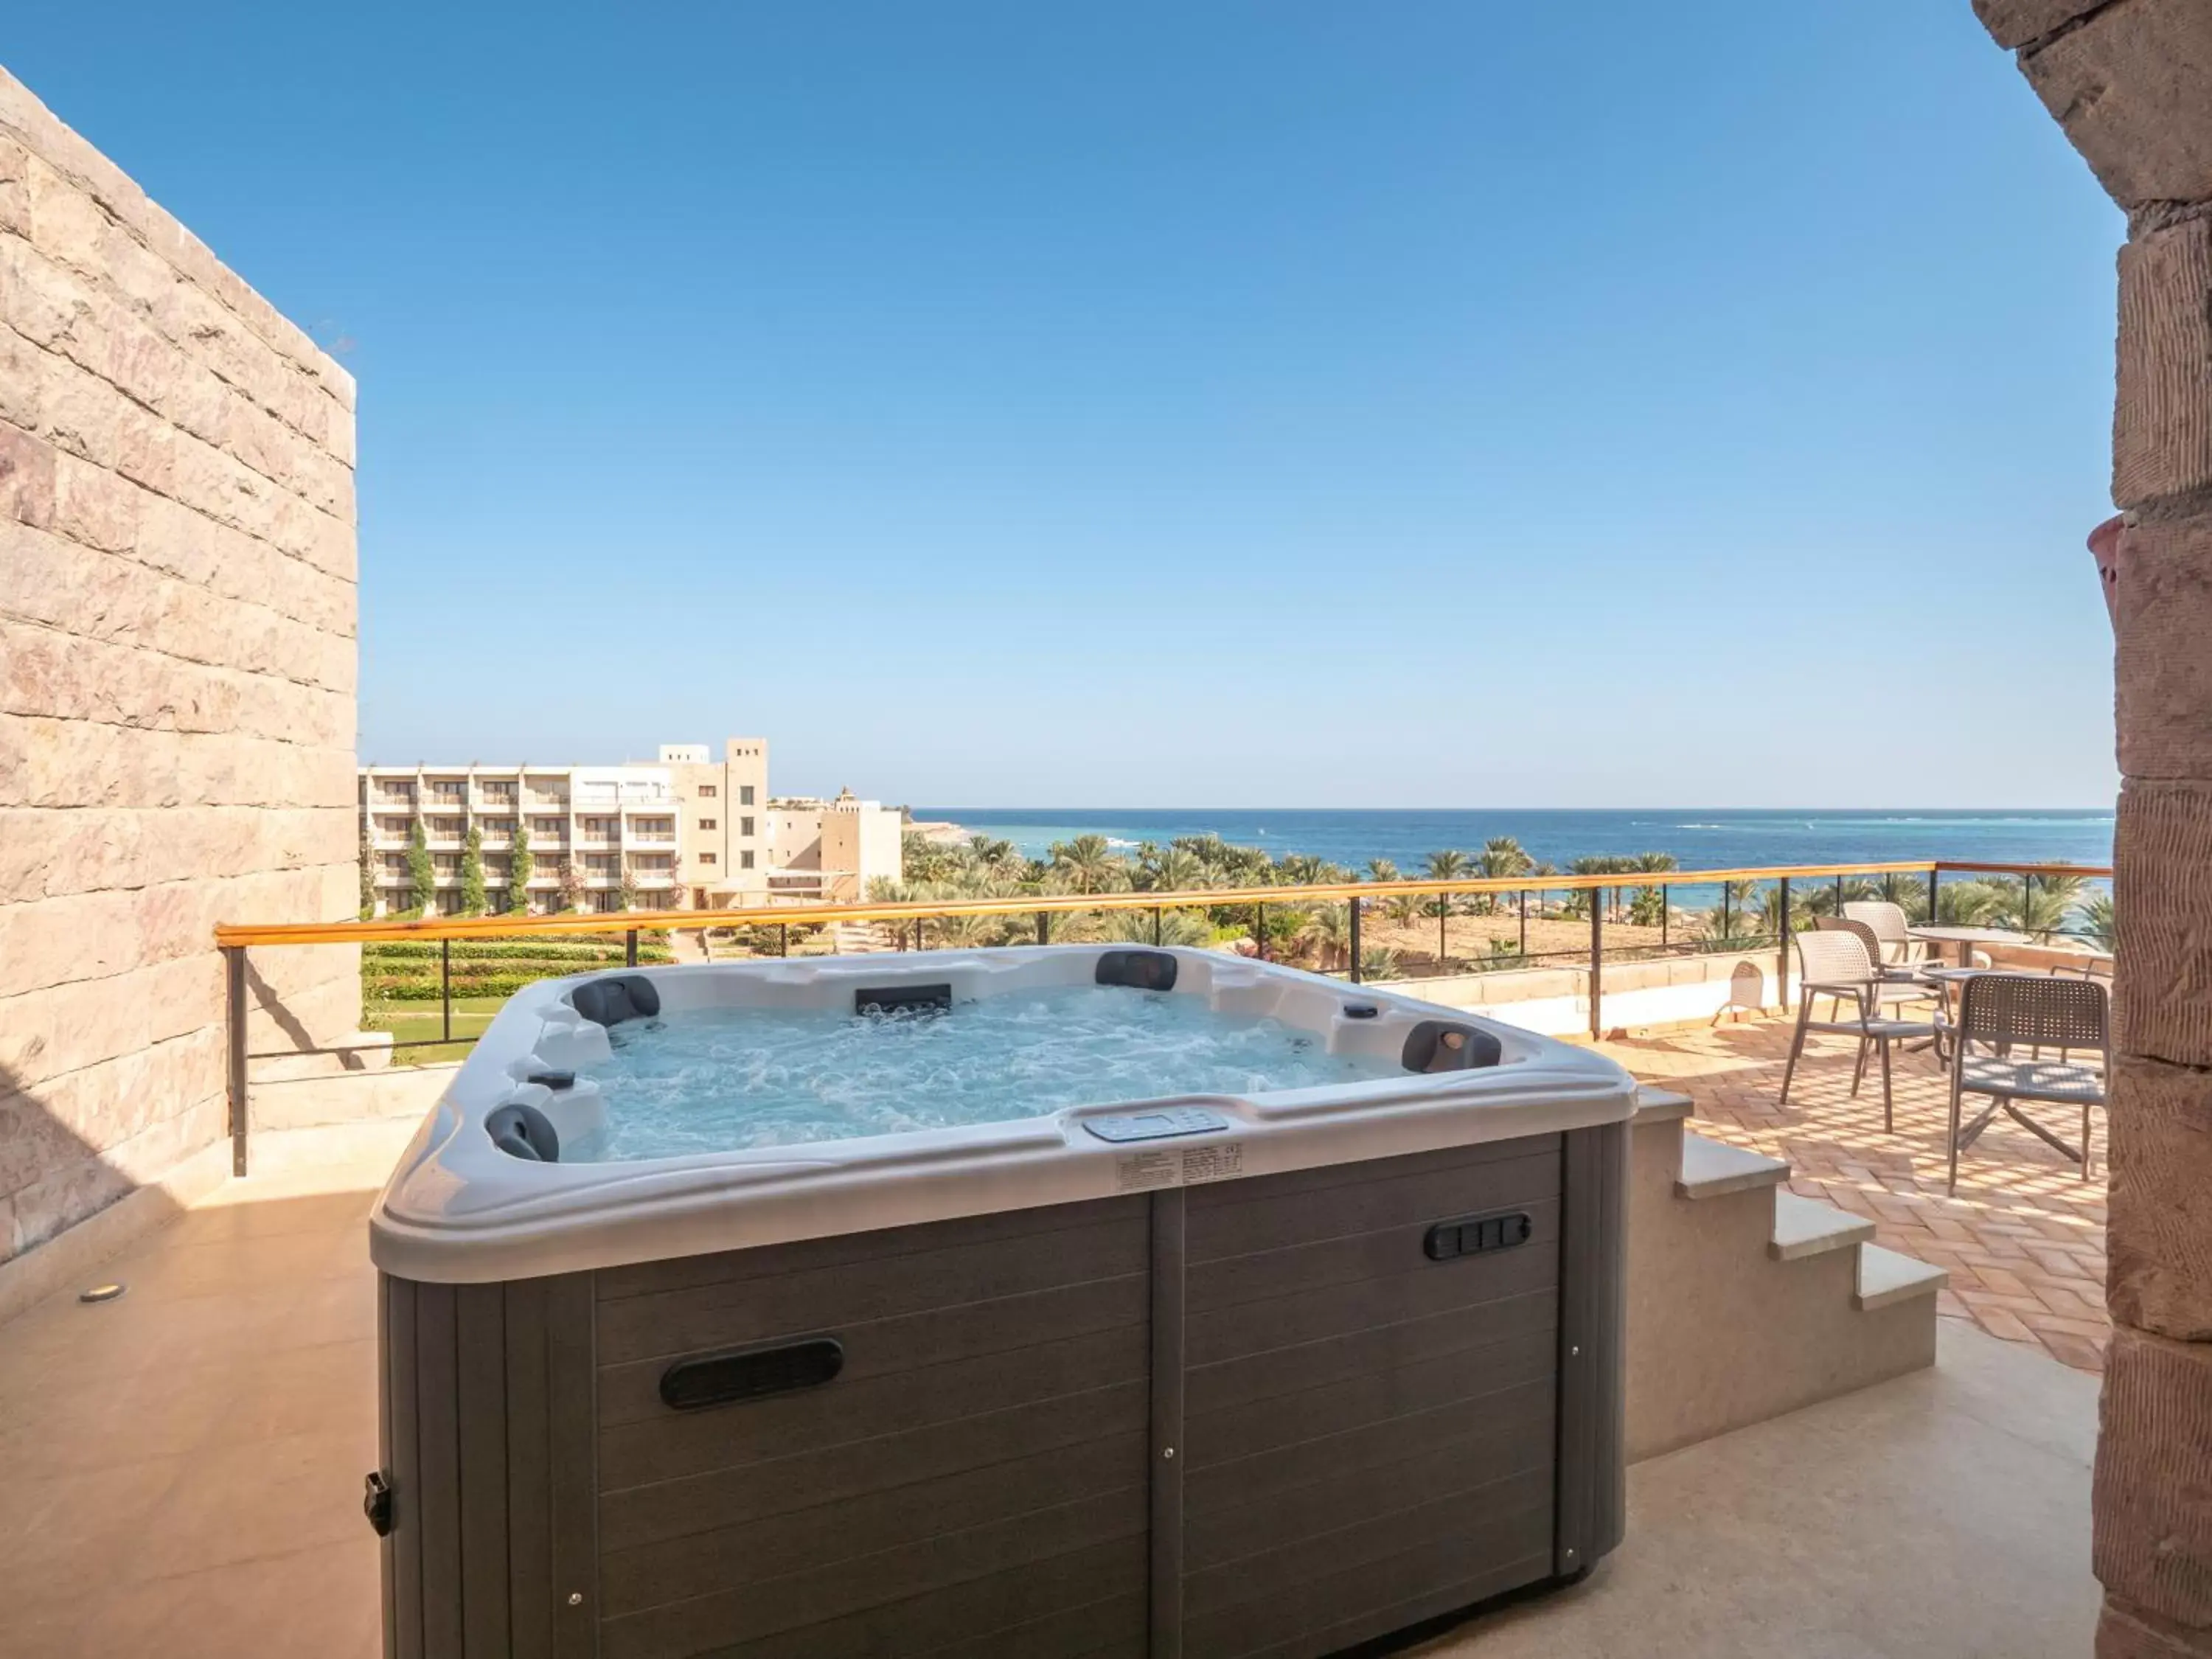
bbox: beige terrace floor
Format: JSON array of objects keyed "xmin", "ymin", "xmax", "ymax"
[
  {"xmin": 1602, "ymin": 1012, "xmax": 2111, "ymax": 1373},
  {"xmin": 0, "ymin": 1050, "xmax": 2104, "ymax": 1659}
]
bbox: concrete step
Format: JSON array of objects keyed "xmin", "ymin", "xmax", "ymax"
[
  {"xmin": 1632, "ymin": 1085, "xmax": 1695, "ymax": 1126},
  {"xmin": 1768, "ymin": 1191, "xmax": 1877, "ymax": 1262},
  {"xmin": 1854, "ymin": 1243, "xmax": 1951, "ymax": 1312},
  {"xmin": 1674, "ymin": 1132, "xmax": 1790, "ymax": 1200}
]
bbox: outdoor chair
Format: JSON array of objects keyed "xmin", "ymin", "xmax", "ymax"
[
  {"xmin": 1840, "ymin": 900, "xmax": 1933, "ymax": 981},
  {"xmin": 1815, "ymin": 918, "xmax": 1943, "ymax": 1018},
  {"xmin": 1946, "ymin": 973, "xmax": 2107, "ymax": 1194},
  {"xmin": 1779, "ymin": 928, "xmax": 1944, "ymax": 1131}
]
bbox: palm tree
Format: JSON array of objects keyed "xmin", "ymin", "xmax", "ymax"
[
  {"xmin": 1154, "ymin": 848, "xmax": 1208, "ymax": 894},
  {"xmin": 1049, "ymin": 834, "xmax": 1121, "ymax": 894},
  {"xmin": 2081, "ymin": 891, "xmax": 2116, "ymax": 952},
  {"xmin": 1298, "ymin": 905, "xmax": 1353, "ymax": 971},
  {"xmin": 1477, "ymin": 837, "xmax": 1534, "ymax": 914},
  {"xmin": 1989, "ymin": 874, "xmax": 2085, "ymax": 938},
  {"xmin": 1424, "ymin": 849, "xmax": 1472, "ymax": 883},
  {"xmin": 1366, "ymin": 858, "xmax": 1401, "ymax": 884},
  {"xmin": 1103, "ymin": 908, "xmax": 1210, "ymax": 947},
  {"xmin": 1277, "ymin": 853, "xmax": 1329, "ymax": 888},
  {"xmin": 1358, "ymin": 946, "xmax": 1403, "ymax": 982}
]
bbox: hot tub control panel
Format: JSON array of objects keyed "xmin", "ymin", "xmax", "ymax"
[{"xmin": 1082, "ymin": 1106, "xmax": 1231, "ymax": 1143}]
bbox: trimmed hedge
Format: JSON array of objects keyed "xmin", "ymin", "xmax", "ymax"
[
  {"xmin": 364, "ymin": 939, "xmax": 672, "ymax": 965},
  {"xmin": 368, "ymin": 971, "xmax": 551, "ymax": 1002}
]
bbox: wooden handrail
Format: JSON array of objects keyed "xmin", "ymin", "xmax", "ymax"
[
  {"xmin": 213, "ymin": 859, "xmax": 1954, "ymax": 948},
  {"xmin": 1932, "ymin": 860, "xmax": 2113, "ymax": 879}
]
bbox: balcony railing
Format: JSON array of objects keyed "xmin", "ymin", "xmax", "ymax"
[{"xmin": 212, "ymin": 857, "xmax": 2110, "ymax": 1177}]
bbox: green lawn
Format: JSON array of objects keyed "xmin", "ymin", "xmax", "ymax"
[{"xmin": 366, "ymin": 995, "xmax": 507, "ymax": 1066}]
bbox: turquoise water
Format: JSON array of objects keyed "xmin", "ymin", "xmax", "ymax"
[
  {"xmin": 579, "ymin": 986, "xmax": 1400, "ymax": 1161},
  {"xmin": 914, "ymin": 807, "xmax": 2113, "ymax": 875}
]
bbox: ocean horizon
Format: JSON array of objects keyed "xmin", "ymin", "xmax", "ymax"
[{"xmin": 910, "ymin": 807, "xmax": 2115, "ymax": 883}]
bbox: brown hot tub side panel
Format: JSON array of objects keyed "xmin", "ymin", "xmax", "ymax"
[
  {"xmin": 378, "ymin": 1127, "xmax": 1626, "ymax": 1659},
  {"xmin": 1173, "ymin": 1137, "xmax": 1573, "ymax": 1659}
]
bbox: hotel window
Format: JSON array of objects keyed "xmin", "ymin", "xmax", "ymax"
[
  {"xmin": 698, "ymin": 818, "xmax": 717, "ymax": 831},
  {"xmin": 481, "ymin": 782, "xmax": 515, "ymax": 804},
  {"xmin": 740, "ymin": 850, "xmax": 755, "ymax": 869},
  {"xmin": 699, "ymin": 852, "xmax": 717, "ymax": 866},
  {"xmin": 532, "ymin": 816, "xmax": 563, "ymax": 836},
  {"xmin": 698, "ymin": 785, "xmax": 717, "ymax": 799},
  {"xmin": 432, "ymin": 817, "xmax": 464, "ymax": 839},
  {"xmin": 433, "ymin": 854, "xmax": 459, "ymax": 874},
  {"xmin": 740, "ymin": 816, "xmax": 755, "ymax": 837},
  {"xmin": 739, "ymin": 785, "xmax": 755, "ymax": 806}
]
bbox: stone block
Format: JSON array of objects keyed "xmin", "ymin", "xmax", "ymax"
[
  {"xmin": 0, "ymin": 419, "xmax": 57, "ymax": 529},
  {"xmin": 20, "ymin": 150, "xmax": 111, "ymax": 283},
  {"xmin": 2099, "ymin": 1595, "xmax": 2212, "ymax": 1657},
  {"xmin": 2110, "ymin": 1054, "xmax": 2212, "ymax": 1338},
  {"xmin": 36, "ymin": 345, "xmax": 124, "ymax": 467},
  {"xmin": 1976, "ymin": 0, "xmax": 2110, "ymax": 52},
  {"xmin": 2117, "ymin": 220, "xmax": 2212, "ymax": 507},
  {"xmin": 2096, "ymin": 1325, "xmax": 2212, "ymax": 1626},
  {"xmin": 2115, "ymin": 515, "xmax": 2212, "ymax": 782},
  {"xmin": 2023, "ymin": 0, "xmax": 2212, "ymax": 212},
  {"xmin": 0, "ymin": 135, "xmax": 27, "ymax": 237},
  {"xmin": 2115, "ymin": 783, "xmax": 2212, "ymax": 1068},
  {"xmin": 0, "ymin": 887, "xmax": 147, "ymax": 998},
  {"xmin": 0, "ymin": 321, "xmax": 42, "ymax": 431},
  {"xmin": 0, "ymin": 954, "xmax": 218, "ymax": 1093},
  {"xmin": 49, "ymin": 448, "xmax": 138, "ymax": 554},
  {"xmin": 0, "ymin": 232, "xmax": 108, "ymax": 374}
]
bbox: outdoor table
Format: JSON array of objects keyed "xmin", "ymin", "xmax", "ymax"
[{"xmin": 1907, "ymin": 924, "xmax": 2026, "ymax": 967}]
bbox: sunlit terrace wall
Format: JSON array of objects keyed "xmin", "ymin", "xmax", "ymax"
[{"xmin": 0, "ymin": 66, "xmax": 358, "ymax": 1294}]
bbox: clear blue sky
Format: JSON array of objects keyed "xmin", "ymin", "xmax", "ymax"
[{"xmin": 9, "ymin": 1, "xmax": 2123, "ymax": 807}]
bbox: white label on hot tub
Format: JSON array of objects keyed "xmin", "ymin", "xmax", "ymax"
[
  {"xmin": 1115, "ymin": 1150, "xmax": 1182, "ymax": 1192},
  {"xmin": 1115, "ymin": 1141, "xmax": 1246, "ymax": 1192},
  {"xmin": 1182, "ymin": 1141, "xmax": 1244, "ymax": 1184}
]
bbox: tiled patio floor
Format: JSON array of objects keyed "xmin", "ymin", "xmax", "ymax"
[{"xmin": 1602, "ymin": 1013, "xmax": 2110, "ymax": 1373}]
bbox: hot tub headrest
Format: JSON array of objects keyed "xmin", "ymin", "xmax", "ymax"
[
  {"xmin": 1096, "ymin": 950, "xmax": 1178, "ymax": 992},
  {"xmin": 487, "ymin": 1101, "xmax": 560, "ymax": 1162},
  {"xmin": 570, "ymin": 973, "xmax": 661, "ymax": 1028},
  {"xmin": 1401, "ymin": 1020, "xmax": 1503, "ymax": 1074}
]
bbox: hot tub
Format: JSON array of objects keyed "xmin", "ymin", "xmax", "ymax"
[{"xmin": 369, "ymin": 945, "xmax": 1633, "ymax": 1659}]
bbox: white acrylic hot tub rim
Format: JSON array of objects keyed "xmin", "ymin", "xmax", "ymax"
[{"xmin": 369, "ymin": 945, "xmax": 1635, "ymax": 1284}]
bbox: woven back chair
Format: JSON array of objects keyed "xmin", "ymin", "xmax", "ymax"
[
  {"xmin": 1818, "ymin": 917, "xmax": 1939, "ymax": 1013},
  {"xmin": 1955, "ymin": 972, "xmax": 2107, "ymax": 1055},
  {"xmin": 1946, "ymin": 973, "xmax": 2109, "ymax": 1192},
  {"xmin": 1794, "ymin": 925, "xmax": 1875, "ymax": 990},
  {"xmin": 1781, "ymin": 927, "xmax": 1938, "ymax": 1129},
  {"xmin": 1842, "ymin": 900, "xmax": 1920, "ymax": 964}
]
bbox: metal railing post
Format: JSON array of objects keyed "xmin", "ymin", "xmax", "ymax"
[
  {"xmin": 1588, "ymin": 892, "xmax": 1604, "ymax": 1040},
  {"xmin": 626, "ymin": 928, "xmax": 639, "ymax": 967},
  {"xmin": 1152, "ymin": 907, "xmax": 1162, "ymax": 947},
  {"xmin": 441, "ymin": 938, "xmax": 453, "ymax": 1044},
  {"xmin": 1439, "ymin": 894, "xmax": 1448, "ymax": 971},
  {"xmin": 778, "ymin": 922, "xmax": 788, "ymax": 957},
  {"xmin": 1349, "ymin": 896, "xmax": 1363, "ymax": 982},
  {"xmin": 1834, "ymin": 874, "xmax": 1843, "ymax": 916},
  {"xmin": 1256, "ymin": 902, "xmax": 1266, "ymax": 963},
  {"xmin": 1927, "ymin": 868, "xmax": 1940, "ymax": 925},
  {"xmin": 1720, "ymin": 887, "xmax": 1731, "ymax": 942},
  {"xmin": 1777, "ymin": 877, "xmax": 1792, "ymax": 1009},
  {"xmin": 1037, "ymin": 911, "xmax": 1049, "ymax": 947},
  {"xmin": 2024, "ymin": 872, "xmax": 2036, "ymax": 939},
  {"xmin": 1518, "ymin": 888, "xmax": 1528, "ymax": 960},
  {"xmin": 1660, "ymin": 884, "xmax": 1669, "ymax": 950},
  {"xmin": 225, "ymin": 945, "xmax": 248, "ymax": 1177}
]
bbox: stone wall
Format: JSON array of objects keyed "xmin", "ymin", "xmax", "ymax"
[
  {"xmin": 1975, "ymin": 3, "xmax": 2212, "ymax": 1653},
  {"xmin": 0, "ymin": 66, "xmax": 360, "ymax": 1277}
]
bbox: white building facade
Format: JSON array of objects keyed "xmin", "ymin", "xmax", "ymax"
[{"xmin": 357, "ymin": 738, "xmax": 902, "ymax": 916}]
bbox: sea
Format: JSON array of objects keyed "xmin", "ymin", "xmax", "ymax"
[{"xmin": 911, "ymin": 809, "xmax": 2114, "ymax": 902}]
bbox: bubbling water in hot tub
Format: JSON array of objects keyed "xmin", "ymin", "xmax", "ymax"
[{"xmin": 571, "ymin": 984, "xmax": 1405, "ymax": 1161}]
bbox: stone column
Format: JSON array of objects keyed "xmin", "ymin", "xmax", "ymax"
[{"xmin": 1976, "ymin": 2, "xmax": 2212, "ymax": 1652}]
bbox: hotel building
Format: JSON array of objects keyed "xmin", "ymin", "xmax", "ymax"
[{"xmin": 357, "ymin": 738, "xmax": 902, "ymax": 915}]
